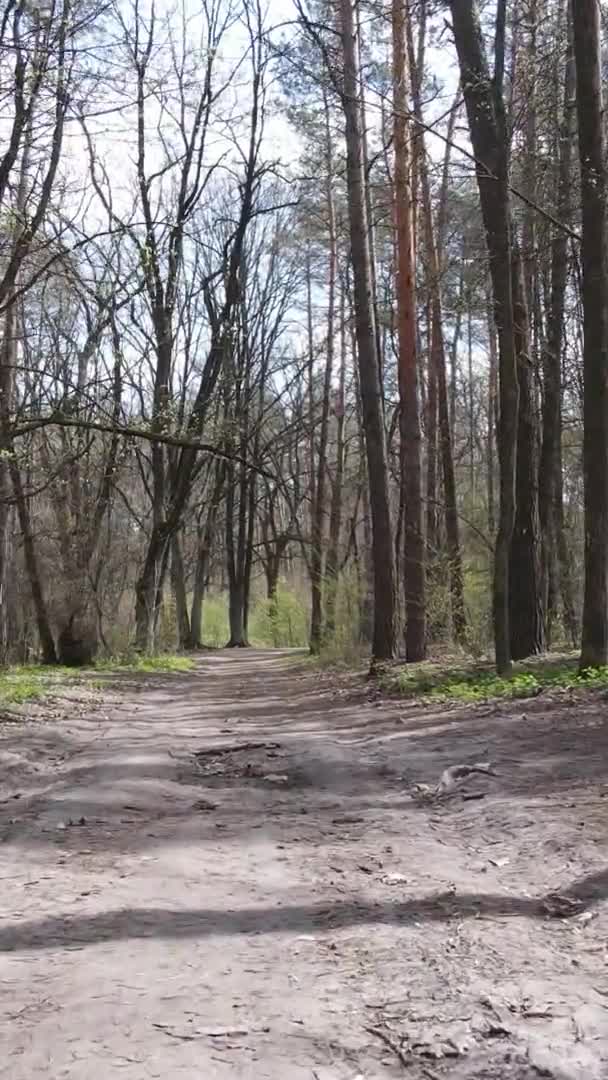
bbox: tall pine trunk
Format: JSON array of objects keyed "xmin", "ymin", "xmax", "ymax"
[
  {"xmin": 339, "ymin": 0, "xmax": 396, "ymax": 661},
  {"xmin": 573, "ymin": 0, "xmax": 608, "ymax": 669},
  {"xmin": 509, "ymin": 243, "xmax": 545, "ymax": 658},
  {"xmin": 309, "ymin": 91, "xmax": 337, "ymax": 654},
  {"xmin": 450, "ymin": 0, "xmax": 519, "ymax": 674},
  {"xmin": 539, "ymin": 15, "xmax": 578, "ymax": 647},
  {"xmin": 325, "ymin": 286, "xmax": 347, "ymax": 641},
  {"xmin": 393, "ymin": 0, "xmax": 425, "ymax": 660}
]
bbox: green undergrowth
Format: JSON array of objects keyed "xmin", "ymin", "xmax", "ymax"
[
  {"xmin": 0, "ymin": 654, "xmax": 194, "ymax": 708},
  {"xmin": 379, "ymin": 654, "xmax": 608, "ymax": 704},
  {"xmin": 94, "ymin": 654, "xmax": 195, "ymax": 674},
  {"xmin": 0, "ymin": 664, "xmax": 79, "ymax": 705}
]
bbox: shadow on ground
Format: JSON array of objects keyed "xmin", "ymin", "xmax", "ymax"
[{"xmin": 2, "ymin": 864, "xmax": 607, "ymax": 953}]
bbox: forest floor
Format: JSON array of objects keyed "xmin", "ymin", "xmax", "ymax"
[{"xmin": 1, "ymin": 649, "xmax": 608, "ymax": 1080}]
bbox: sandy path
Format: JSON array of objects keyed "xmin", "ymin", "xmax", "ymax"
[{"xmin": 1, "ymin": 649, "xmax": 608, "ymax": 1079}]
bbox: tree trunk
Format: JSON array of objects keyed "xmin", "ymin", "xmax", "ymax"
[
  {"xmin": 340, "ymin": 0, "xmax": 397, "ymax": 661},
  {"xmin": 539, "ymin": 16, "xmax": 578, "ymax": 647},
  {"xmin": 228, "ymin": 581, "xmax": 248, "ymax": 648},
  {"xmin": 450, "ymin": 261, "xmax": 465, "ymax": 437},
  {"xmin": 573, "ymin": 0, "xmax": 608, "ymax": 669},
  {"xmin": 449, "ymin": 0, "xmax": 519, "ymax": 674},
  {"xmin": 189, "ymin": 544, "xmax": 208, "ymax": 649},
  {"xmin": 356, "ymin": 4, "xmax": 384, "ymax": 402},
  {"xmin": 266, "ymin": 555, "xmax": 281, "ymax": 603},
  {"xmin": 393, "ymin": 0, "xmax": 425, "ymax": 661},
  {"xmin": 325, "ymin": 286, "xmax": 347, "ymax": 642},
  {"xmin": 171, "ymin": 533, "xmax": 191, "ymax": 649},
  {"xmin": 225, "ymin": 443, "xmax": 249, "ymax": 649},
  {"xmin": 425, "ymin": 317, "xmax": 438, "ymax": 561},
  {"xmin": 487, "ymin": 292, "xmax": 498, "ymax": 535},
  {"xmin": 309, "ymin": 99, "xmax": 337, "ymax": 654},
  {"xmin": 509, "ymin": 243, "xmax": 545, "ymax": 658},
  {"xmin": 189, "ymin": 463, "xmax": 225, "ymax": 648},
  {"xmin": 409, "ymin": 32, "xmax": 465, "ymax": 645},
  {"xmin": 11, "ymin": 457, "xmax": 57, "ymax": 664},
  {"xmin": 135, "ymin": 525, "xmax": 172, "ymax": 651},
  {"xmin": 0, "ymin": 298, "xmax": 15, "ymax": 662}
]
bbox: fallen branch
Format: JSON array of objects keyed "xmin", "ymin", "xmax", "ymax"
[
  {"xmin": 365, "ymin": 1025, "xmax": 409, "ymax": 1069},
  {"xmin": 435, "ymin": 761, "xmax": 496, "ymax": 797},
  {"xmin": 193, "ymin": 741, "xmax": 281, "ymax": 759},
  {"xmin": 153, "ymin": 1023, "xmax": 268, "ymax": 1040}
]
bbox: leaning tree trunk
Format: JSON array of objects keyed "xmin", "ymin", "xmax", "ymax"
[
  {"xmin": 339, "ymin": 0, "xmax": 397, "ymax": 661},
  {"xmin": 573, "ymin": 0, "xmax": 608, "ymax": 669}
]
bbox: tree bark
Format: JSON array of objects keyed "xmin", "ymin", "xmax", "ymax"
[
  {"xmin": 11, "ymin": 455, "xmax": 57, "ymax": 664},
  {"xmin": 309, "ymin": 92, "xmax": 337, "ymax": 655},
  {"xmin": 189, "ymin": 462, "xmax": 226, "ymax": 647},
  {"xmin": 573, "ymin": 0, "xmax": 608, "ymax": 669},
  {"xmin": 324, "ymin": 285, "xmax": 347, "ymax": 642},
  {"xmin": 393, "ymin": 0, "xmax": 425, "ymax": 661},
  {"xmin": 449, "ymin": 0, "xmax": 519, "ymax": 674},
  {"xmin": 409, "ymin": 81, "xmax": 466, "ymax": 645},
  {"xmin": 487, "ymin": 292, "xmax": 498, "ymax": 535},
  {"xmin": 171, "ymin": 533, "xmax": 191, "ymax": 649},
  {"xmin": 340, "ymin": 0, "xmax": 397, "ymax": 661},
  {"xmin": 509, "ymin": 242, "xmax": 545, "ymax": 658},
  {"xmin": 538, "ymin": 16, "xmax": 578, "ymax": 647}
]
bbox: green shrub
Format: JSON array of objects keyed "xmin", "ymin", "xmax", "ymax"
[
  {"xmin": 249, "ymin": 586, "xmax": 308, "ymax": 647},
  {"xmin": 201, "ymin": 594, "xmax": 230, "ymax": 647}
]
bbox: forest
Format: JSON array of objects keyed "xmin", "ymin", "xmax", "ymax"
[
  {"xmin": 0, "ymin": 0, "xmax": 606, "ymax": 677},
  {"xmin": 4, "ymin": 3, "xmax": 608, "ymax": 1074}
]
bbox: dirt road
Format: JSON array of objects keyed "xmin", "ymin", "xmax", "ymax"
[{"xmin": 1, "ymin": 650, "xmax": 608, "ymax": 1079}]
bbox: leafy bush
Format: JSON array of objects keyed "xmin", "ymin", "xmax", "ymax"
[
  {"xmin": 200, "ymin": 594, "xmax": 230, "ymax": 647},
  {"xmin": 249, "ymin": 586, "xmax": 308, "ymax": 647}
]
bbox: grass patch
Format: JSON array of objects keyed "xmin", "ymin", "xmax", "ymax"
[
  {"xmin": 380, "ymin": 653, "xmax": 608, "ymax": 704},
  {"xmin": 0, "ymin": 653, "xmax": 195, "ymax": 708},
  {"xmin": 0, "ymin": 664, "xmax": 84, "ymax": 705},
  {"xmin": 94, "ymin": 654, "xmax": 195, "ymax": 674}
]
